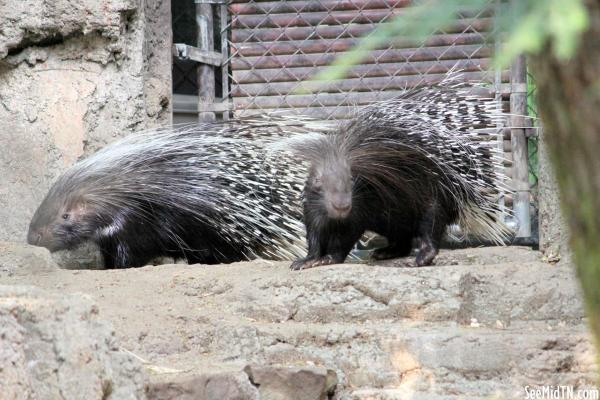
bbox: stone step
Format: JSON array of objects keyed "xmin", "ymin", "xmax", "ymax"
[{"xmin": 0, "ymin": 242, "xmax": 595, "ymax": 399}]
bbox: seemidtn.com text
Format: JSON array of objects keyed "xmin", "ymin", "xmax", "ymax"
[{"xmin": 525, "ymin": 386, "xmax": 599, "ymax": 400}]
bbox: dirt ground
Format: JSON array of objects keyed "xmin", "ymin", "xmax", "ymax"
[{"xmin": 0, "ymin": 243, "xmax": 596, "ymax": 399}]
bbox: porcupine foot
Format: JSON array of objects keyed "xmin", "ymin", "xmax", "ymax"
[
  {"xmin": 415, "ymin": 238, "xmax": 439, "ymax": 267},
  {"xmin": 290, "ymin": 255, "xmax": 338, "ymax": 271}
]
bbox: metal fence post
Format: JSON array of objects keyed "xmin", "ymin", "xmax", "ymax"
[
  {"xmin": 196, "ymin": 2, "xmax": 216, "ymax": 121},
  {"xmin": 510, "ymin": 54, "xmax": 531, "ymax": 237}
]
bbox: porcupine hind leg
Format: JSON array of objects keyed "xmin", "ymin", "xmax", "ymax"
[
  {"xmin": 371, "ymin": 238, "xmax": 413, "ymax": 260},
  {"xmin": 414, "ymin": 202, "xmax": 449, "ymax": 267},
  {"xmin": 369, "ymin": 212, "xmax": 415, "ymax": 261},
  {"xmin": 291, "ymin": 222, "xmax": 363, "ymax": 271}
]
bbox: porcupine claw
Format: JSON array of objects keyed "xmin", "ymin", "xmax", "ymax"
[
  {"xmin": 415, "ymin": 240, "xmax": 438, "ymax": 267},
  {"xmin": 290, "ymin": 255, "xmax": 336, "ymax": 271}
]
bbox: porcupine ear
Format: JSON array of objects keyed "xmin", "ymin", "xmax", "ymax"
[{"xmin": 61, "ymin": 191, "xmax": 95, "ymax": 220}]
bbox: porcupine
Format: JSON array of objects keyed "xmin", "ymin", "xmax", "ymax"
[
  {"xmin": 27, "ymin": 118, "xmax": 318, "ymax": 268},
  {"xmin": 288, "ymin": 76, "xmax": 512, "ymax": 270}
]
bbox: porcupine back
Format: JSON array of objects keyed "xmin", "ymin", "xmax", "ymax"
[
  {"xmin": 27, "ymin": 118, "xmax": 320, "ymax": 267},
  {"xmin": 285, "ymin": 74, "xmax": 512, "ymax": 251},
  {"xmin": 349, "ymin": 75, "xmax": 512, "ymax": 243}
]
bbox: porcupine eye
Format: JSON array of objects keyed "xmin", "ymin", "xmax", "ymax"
[
  {"xmin": 312, "ymin": 176, "xmax": 322, "ymax": 190},
  {"xmin": 62, "ymin": 213, "xmax": 70, "ymax": 220}
]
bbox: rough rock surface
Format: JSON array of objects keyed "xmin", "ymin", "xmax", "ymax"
[
  {"xmin": 0, "ymin": 243, "xmax": 595, "ymax": 399},
  {"xmin": 0, "ymin": 0, "xmax": 172, "ymax": 242},
  {"xmin": 243, "ymin": 365, "xmax": 338, "ymax": 400},
  {"xmin": 0, "ymin": 284, "xmax": 146, "ymax": 399}
]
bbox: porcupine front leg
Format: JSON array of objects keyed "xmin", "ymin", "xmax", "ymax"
[
  {"xmin": 97, "ymin": 235, "xmax": 148, "ymax": 268},
  {"xmin": 290, "ymin": 222, "xmax": 327, "ymax": 270},
  {"xmin": 290, "ymin": 223, "xmax": 363, "ymax": 270}
]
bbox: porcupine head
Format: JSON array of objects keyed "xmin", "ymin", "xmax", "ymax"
[
  {"xmin": 301, "ymin": 133, "xmax": 356, "ymax": 220},
  {"xmin": 27, "ymin": 173, "xmax": 112, "ymax": 252}
]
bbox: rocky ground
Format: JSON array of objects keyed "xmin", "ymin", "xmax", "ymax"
[{"xmin": 0, "ymin": 242, "xmax": 596, "ymax": 400}]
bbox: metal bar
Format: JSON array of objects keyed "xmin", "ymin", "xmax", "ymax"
[
  {"xmin": 195, "ymin": 0, "xmax": 227, "ymax": 4},
  {"xmin": 173, "ymin": 94, "xmax": 199, "ymax": 114},
  {"xmin": 235, "ymin": 33, "xmax": 487, "ymax": 57},
  {"xmin": 231, "ymin": 44, "xmax": 492, "ymax": 71},
  {"xmin": 232, "ymin": 18, "xmax": 493, "ymax": 42},
  {"xmin": 233, "ymin": 59, "xmax": 491, "ymax": 85},
  {"xmin": 199, "ymin": 101, "xmax": 234, "ymax": 113},
  {"xmin": 493, "ymin": 0, "xmax": 506, "ymax": 218},
  {"xmin": 232, "ymin": 9, "xmax": 491, "ymax": 29},
  {"xmin": 173, "ymin": 94, "xmax": 233, "ymax": 114},
  {"xmin": 510, "ymin": 54, "xmax": 531, "ymax": 237},
  {"xmin": 196, "ymin": 3, "xmax": 216, "ymax": 121},
  {"xmin": 220, "ymin": 3, "xmax": 230, "ymax": 120},
  {"xmin": 233, "ymin": 87, "xmax": 498, "ymax": 109},
  {"xmin": 234, "ymin": 104, "xmax": 505, "ymax": 121},
  {"xmin": 172, "ymin": 44, "xmax": 222, "ymax": 66},
  {"xmin": 230, "ymin": 0, "xmax": 412, "ymax": 15},
  {"xmin": 231, "ymin": 70, "xmax": 506, "ymax": 98}
]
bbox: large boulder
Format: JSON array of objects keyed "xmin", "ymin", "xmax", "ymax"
[{"xmin": 0, "ymin": 284, "xmax": 146, "ymax": 399}]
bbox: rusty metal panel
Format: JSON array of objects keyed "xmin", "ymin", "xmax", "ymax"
[{"xmin": 227, "ymin": 1, "xmax": 503, "ymax": 120}]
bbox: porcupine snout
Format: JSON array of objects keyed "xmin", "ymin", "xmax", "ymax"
[
  {"xmin": 27, "ymin": 223, "xmax": 58, "ymax": 250},
  {"xmin": 321, "ymin": 173, "xmax": 353, "ymax": 219},
  {"xmin": 315, "ymin": 156, "xmax": 354, "ymax": 220},
  {"xmin": 27, "ymin": 227, "xmax": 43, "ymax": 246},
  {"xmin": 328, "ymin": 192, "xmax": 352, "ymax": 218}
]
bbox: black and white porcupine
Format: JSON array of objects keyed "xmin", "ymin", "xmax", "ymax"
[
  {"xmin": 27, "ymin": 118, "xmax": 316, "ymax": 268},
  {"xmin": 287, "ymin": 75, "xmax": 512, "ymax": 270}
]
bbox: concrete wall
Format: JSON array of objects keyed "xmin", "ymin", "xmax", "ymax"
[{"xmin": 0, "ymin": 0, "xmax": 172, "ymax": 242}]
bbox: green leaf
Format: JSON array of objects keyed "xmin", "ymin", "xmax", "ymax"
[{"xmin": 306, "ymin": 0, "xmax": 590, "ymax": 90}]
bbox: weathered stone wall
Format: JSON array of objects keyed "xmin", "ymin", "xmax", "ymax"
[{"xmin": 0, "ymin": 0, "xmax": 172, "ymax": 242}]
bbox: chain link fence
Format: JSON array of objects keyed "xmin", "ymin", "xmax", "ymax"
[
  {"xmin": 170, "ymin": 0, "xmax": 534, "ymax": 238},
  {"xmin": 226, "ymin": 0, "xmax": 505, "ymax": 120}
]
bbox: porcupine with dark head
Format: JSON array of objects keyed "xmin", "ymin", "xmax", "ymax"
[
  {"xmin": 288, "ymin": 78, "xmax": 512, "ymax": 270},
  {"xmin": 27, "ymin": 119, "xmax": 314, "ymax": 268}
]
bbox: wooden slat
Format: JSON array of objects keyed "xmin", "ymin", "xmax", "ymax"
[
  {"xmin": 230, "ymin": 0, "xmax": 412, "ymax": 15},
  {"xmin": 231, "ymin": 71, "xmax": 506, "ymax": 98},
  {"xmin": 233, "ymin": 58, "xmax": 491, "ymax": 85},
  {"xmin": 231, "ymin": 44, "xmax": 491, "ymax": 71},
  {"xmin": 231, "ymin": 18, "xmax": 492, "ymax": 42},
  {"xmin": 234, "ymin": 32, "xmax": 487, "ymax": 57}
]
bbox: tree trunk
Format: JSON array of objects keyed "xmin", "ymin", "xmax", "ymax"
[{"xmin": 529, "ymin": 0, "xmax": 600, "ymax": 345}]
